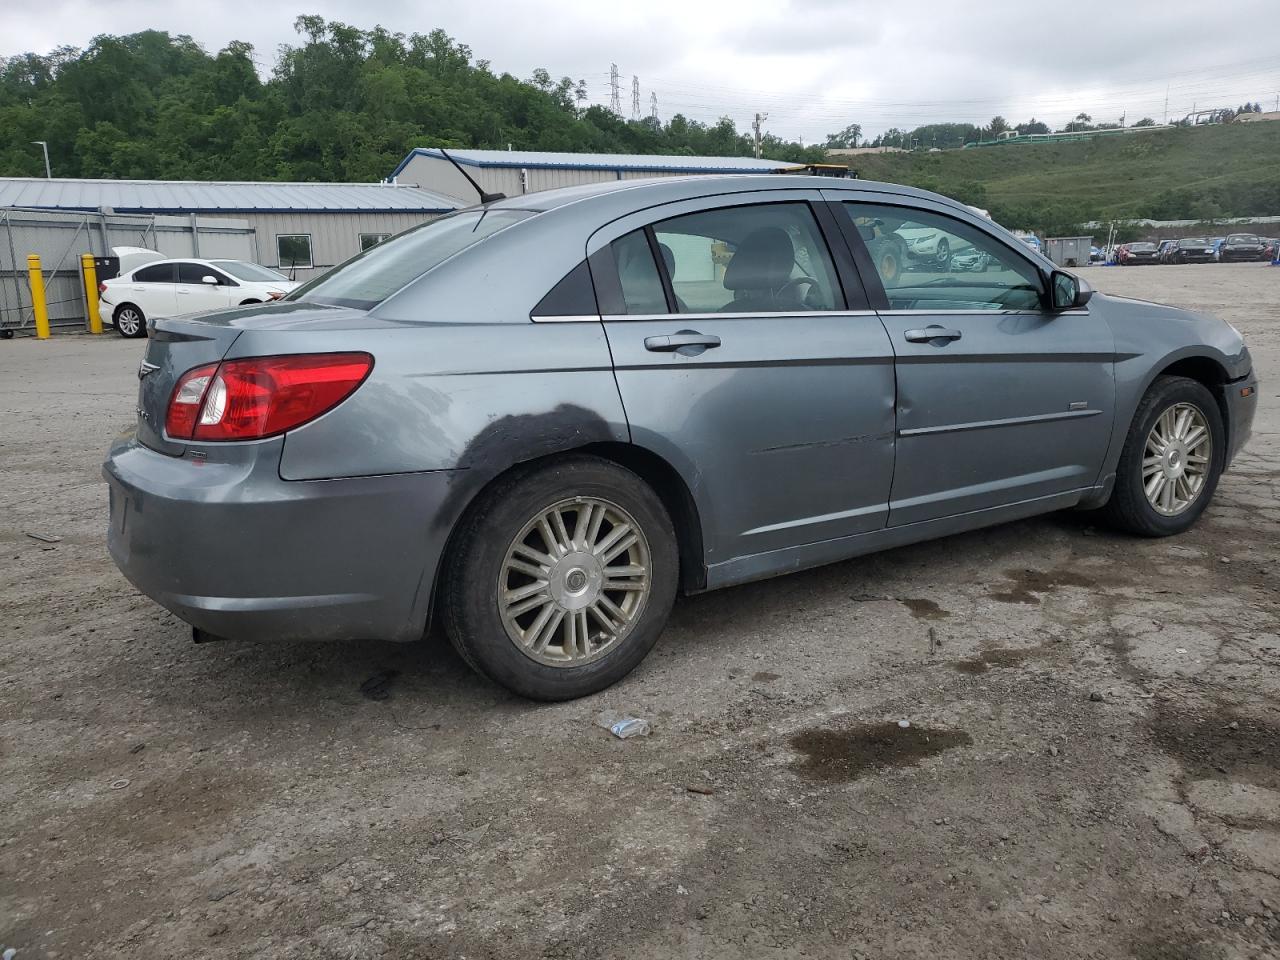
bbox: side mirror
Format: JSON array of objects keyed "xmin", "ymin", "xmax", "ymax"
[
  {"xmin": 201, "ymin": 275, "xmax": 218, "ymax": 285},
  {"xmin": 1050, "ymin": 270, "xmax": 1092, "ymax": 310}
]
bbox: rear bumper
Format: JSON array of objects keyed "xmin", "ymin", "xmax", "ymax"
[
  {"xmin": 103, "ymin": 436, "xmax": 459, "ymax": 643},
  {"xmin": 1223, "ymin": 372, "xmax": 1258, "ymax": 468}
]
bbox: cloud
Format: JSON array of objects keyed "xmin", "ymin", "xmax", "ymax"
[{"xmin": 4, "ymin": 0, "xmax": 1277, "ymax": 141}]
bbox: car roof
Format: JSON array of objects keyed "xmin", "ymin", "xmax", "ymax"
[{"xmin": 485, "ymin": 173, "xmax": 976, "ymax": 218}]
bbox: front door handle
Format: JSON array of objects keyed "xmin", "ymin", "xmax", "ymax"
[
  {"xmin": 644, "ymin": 332, "xmax": 722, "ymax": 352},
  {"xmin": 904, "ymin": 325, "xmax": 962, "ymax": 343}
]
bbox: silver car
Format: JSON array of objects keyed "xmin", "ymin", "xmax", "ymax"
[{"xmin": 105, "ymin": 175, "xmax": 1258, "ymax": 700}]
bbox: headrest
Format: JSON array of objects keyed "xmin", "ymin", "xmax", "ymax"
[
  {"xmin": 657, "ymin": 241, "xmax": 676, "ymax": 276},
  {"xmin": 722, "ymin": 227, "xmax": 795, "ymax": 291}
]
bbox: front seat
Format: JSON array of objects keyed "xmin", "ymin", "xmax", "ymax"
[{"xmin": 721, "ymin": 227, "xmax": 799, "ymax": 312}]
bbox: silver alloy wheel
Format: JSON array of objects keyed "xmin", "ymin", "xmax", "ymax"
[
  {"xmin": 1143, "ymin": 401, "xmax": 1212, "ymax": 516},
  {"xmin": 116, "ymin": 308, "xmax": 142, "ymax": 336},
  {"xmin": 498, "ymin": 496, "xmax": 652, "ymax": 666}
]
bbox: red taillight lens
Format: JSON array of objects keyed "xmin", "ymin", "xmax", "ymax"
[
  {"xmin": 165, "ymin": 353, "xmax": 373, "ymax": 441},
  {"xmin": 165, "ymin": 363, "xmax": 219, "ymax": 439},
  {"xmin": 97, "ymin": 281, "xmax": 107, "ymax": 294}
]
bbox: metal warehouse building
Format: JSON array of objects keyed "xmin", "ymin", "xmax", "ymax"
[
  {"xmin": 0, "ymin": 178, "xmax": 458, "ymax": 281},
  {"xmin": 390, "ymin": 148, "xmax": 794, "ymax": 201}
]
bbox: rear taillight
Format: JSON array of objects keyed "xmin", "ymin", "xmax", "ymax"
[
  {"xmin": 97, "ymin": 282, "xmax": 107, "ymax": 294},
  {"xmin": 165, "ymin": 353, "xmax": 373, "ymax": 441}
]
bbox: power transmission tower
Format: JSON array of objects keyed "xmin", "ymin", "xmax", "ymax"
[
  {"xmin": 752, "ymin": 112, "xmax": 768, "ymax": 159},
  {"xmin": 632, "ymin": 76, "xmax": 641, "ymax": 120},
  {"xmin": 609, "ymin": 64, "xmax": 621, "ymax": 115},
  {"xmin": 650, "ymin": 92, "xmax": 658, "ymax": 122}
]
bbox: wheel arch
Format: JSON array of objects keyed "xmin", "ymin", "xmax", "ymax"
[
  {"xmin": 1150, "ymin": 354, "xmax": 1233, "ymax": 451},
  {"xmin": 427, "ymin": 441, "xmax": 708, "ymax": 638}
]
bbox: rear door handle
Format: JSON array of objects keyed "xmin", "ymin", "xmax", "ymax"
[
  {"xmin": 904, "ymin": 325, "xmax": 962, "ymax": 343},
  {"xmin": 644, "ymin": 332, "xmax": 722, "ymax": 352}
]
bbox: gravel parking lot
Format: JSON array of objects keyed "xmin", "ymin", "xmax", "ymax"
[{"xmin": 2, "ymin": 263, "xmax": 1277, "ymax": 960}]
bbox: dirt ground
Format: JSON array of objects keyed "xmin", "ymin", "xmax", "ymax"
[{"xmin": 1, "ymin": 263, "xmax": 1277, "ymax": 960}]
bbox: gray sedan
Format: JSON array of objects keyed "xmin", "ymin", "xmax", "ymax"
[{"xmin": 104, "ymin": 175, "xmax": 1257, "ymax": 700}]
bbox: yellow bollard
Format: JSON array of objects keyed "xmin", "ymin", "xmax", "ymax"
[
  {"xmin": 26, "ymin": 254, "xmax": 50, "ymax": 340},
  {"xmin": 81, "ymin": 254, "xmax": 102, "ymax": 334}
]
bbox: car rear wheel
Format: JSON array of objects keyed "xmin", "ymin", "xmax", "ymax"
[
  {"xmin": 441, "ymin": 456, "xmax": 679, "ymax": 701},
  {"xmin": 113, "ymin": 304, "xmax": 146, "ymax": 338},
  {"xmin": 1097, "ymin": 376, "xmax": 1224, "ymax": 537}
]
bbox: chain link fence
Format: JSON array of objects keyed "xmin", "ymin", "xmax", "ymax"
[{"xmin": 1, "ymin": 208, "xmax": 256, "ymax": 335}]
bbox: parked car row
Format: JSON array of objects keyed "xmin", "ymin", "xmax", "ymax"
[{"xmin": 1116, "ymin": 234, "xmax": 1277, "ymax": 265}]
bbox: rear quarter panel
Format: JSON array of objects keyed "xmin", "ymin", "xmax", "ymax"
[{"xmin": 265, "ymin": 321, "xmax": 629, "ymax": 482}]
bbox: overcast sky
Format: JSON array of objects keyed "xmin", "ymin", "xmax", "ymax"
[{"xmin": 6, "ymin": 1, "xmax": 1280, "ymax": 141}]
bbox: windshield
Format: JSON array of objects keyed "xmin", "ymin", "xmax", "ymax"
[
  {"xmin": 210, "ymin": 260, "xmax": 290, "ymax": 283},
  {"xmin": 1227, "ymin": 235, "xmax": 1259, "ymax": 244},
  {"xmin": 1129, "ymin": 243, "xmax": 1157, "ymax": 251},
  {"xmin": 1178, "ymin": 239, "xmax": 1207, "ymax": 247},
  {"xmin": 288, "ymin": 209, "xmax": 535, "ymax": 309}
]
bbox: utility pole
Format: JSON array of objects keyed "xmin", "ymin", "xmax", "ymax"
[
  {"xmin": 631, "ymin": 76, "xmax": 641, "ymax": 120},
  {"xmin": 1164, "ymin": 84, "xmax": 1169, "ymax": 125},
  {"xmin": 609, "ymin": 64, "xmax": 621, "ymax": 115},
  {"xmin": 752, "ymin": 112, "xmax": 768, "ymax": 159},
  {"xmin": 31, "ymin": 140, "xmax": 51, "ymax": 178},
  {"xmin": 649, "ymin": 92, "xmax": 658, "ymax": 122}
]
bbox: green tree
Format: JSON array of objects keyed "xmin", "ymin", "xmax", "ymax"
[{"xmin": 824, "ymin": 122, "xmax": 861, "ymax": 149}]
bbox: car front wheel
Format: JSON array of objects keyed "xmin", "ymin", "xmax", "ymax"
[
  {"xmin": 1097, "ymin": 376, "xmax": 1225, "ymax": 537},
  {"xmin": 442, "ymin": 456, "xmax": 679, "ymax": 701},
  {"xmin": 113, "ymin": 304, "xmax": 146, "ymax": 338}
]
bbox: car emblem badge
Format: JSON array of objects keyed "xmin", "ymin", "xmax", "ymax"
[{"xmin": 138, "ymin": 360, "xmax": 159, "ymax": 379}]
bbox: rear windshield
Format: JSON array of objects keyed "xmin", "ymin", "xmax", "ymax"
[
  {"xmin": 1129, "ymin": 243, "xmax": 1157, "ymax": 251},
  {"xmin": 1178, "ymin": 239, "xmax": 1207, "ymax": 247},
  {"xmin": 210, "ymin": 260, "xmax": 289, "ymax": 282},
  {"xmin": 1227, "ymin": 235, "xmax": 1259, "ymax": 244},
  {"xmin": 288, "ymin": 209, "xmax": 534, "ymax": 309}
]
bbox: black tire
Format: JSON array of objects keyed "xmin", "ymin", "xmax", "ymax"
[
  {"xmin": 935, "ymin": 237, "xmax": 951, "ymax": 272},
  {"xmin": 0, "ymin": 328, "xmax": 13, "ymax": 339},
  {"xmin": 441, "ymin": 456, "xmax": 679, "ymax": 701},
  {"xmin": 113, "ymin": 304, "xmax": 147, "ymax": 338},
  {"xmin": 239, "ymin": 299, "xmax": 262, "ymax": 306},
  {"xmin": 1097, "ymin": 376, "xmax": 1225, "ymax": 537}
]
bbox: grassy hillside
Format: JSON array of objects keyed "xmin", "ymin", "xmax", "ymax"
[{"xmin": 850, "ymin": 122, "xmax": 1280, "ymax": 232}]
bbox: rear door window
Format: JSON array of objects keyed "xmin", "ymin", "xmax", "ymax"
[
  {"xmin": 133, "ymin": 263, "xmax": 174, "ymax": 283},
  {"xmin": 653, "ymin": 202, "xmax": 841, "ymax": 313},
  {"xmin": 611, "ymin": 230, "xmax": 668, "ymax": 315}
]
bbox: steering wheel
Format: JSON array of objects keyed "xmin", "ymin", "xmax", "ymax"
[{"xmin": 776, "ymin": 276, "xmax": 819, "ymax": 305}]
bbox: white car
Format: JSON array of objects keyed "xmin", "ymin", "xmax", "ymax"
[{"xmin": 98, "ymin": 258, "xmax": 299, "ymax": 338}]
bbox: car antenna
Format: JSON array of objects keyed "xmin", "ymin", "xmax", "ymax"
[{"xmin": 437, "ymin": 148, "xmax": 506, "ymax": 204}]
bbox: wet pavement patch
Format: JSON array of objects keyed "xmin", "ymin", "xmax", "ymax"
[
  {"xmin": 1149, "ymin": 707, "xmax": 1280, "ymax": 790},
  {"xmin": 988, "ymin": 567, "xmax": 1098, "ymax": 604},
  {"xmin": 789, "ymin": 722, "xmax": 972, "ymax": 783},
  {"xmin": 898, "ymin": 598, "xmax": 950, "ymax": 620},
  {"xmin": 752, "ymin": 671, "xmax": 782, "ymax": 682},
  {"xmin": 954, "ymin": 647, "xmax": 1042, "ymax": 674}
]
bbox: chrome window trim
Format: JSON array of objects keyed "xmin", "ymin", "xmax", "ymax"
[
  {"xmin": 878, "ymin": 308, "xmax": 1088, "ymax": 316},
  {"xmin": 600, "ymin": 310, "xmax": 879, "ymax": 322},
  {"xmin": 530, "ymin": 314, "xmax": 602, "ymax": 324},
  {"xmin": 530, "ymin": 309, "xmax": 1086, "ymax": 322}
]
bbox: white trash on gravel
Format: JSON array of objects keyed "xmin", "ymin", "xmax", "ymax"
[{"xmin": 594, "ymin": 711, "xmax": 651, "ymax": 739}]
